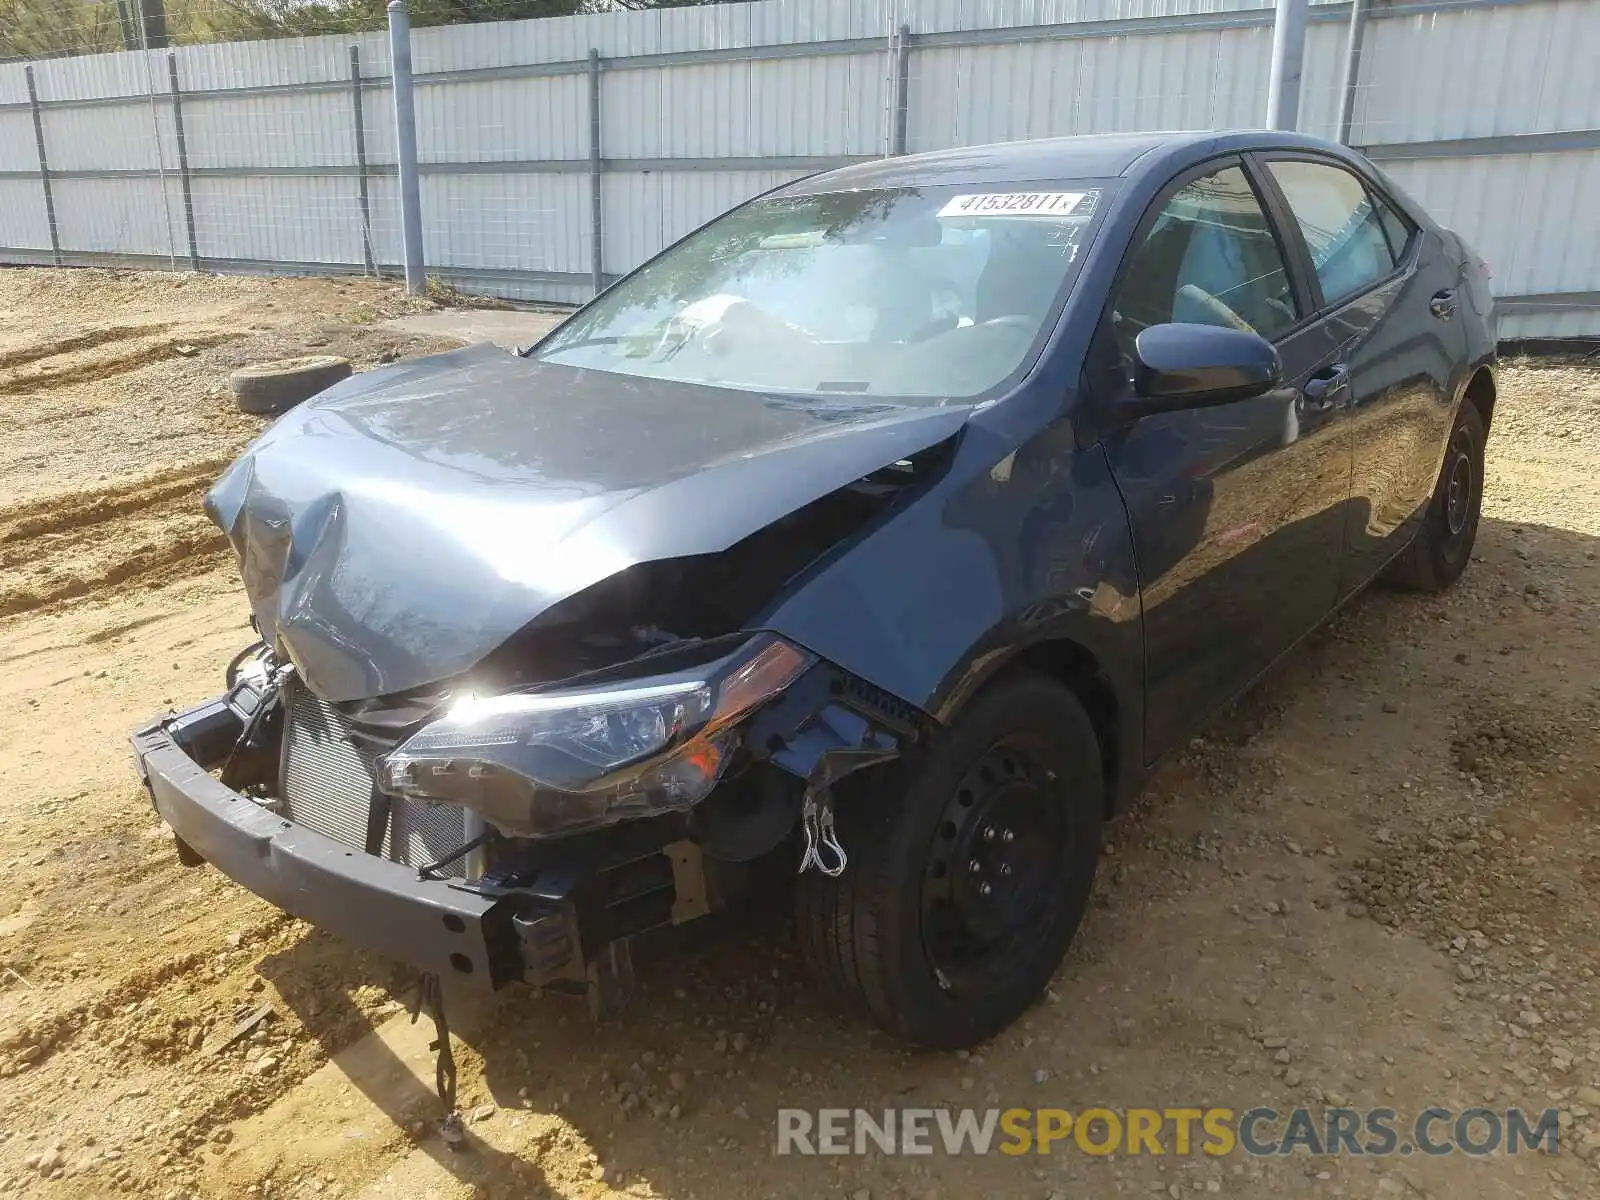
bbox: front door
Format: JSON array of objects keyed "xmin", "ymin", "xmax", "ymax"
[{"xmin": 1094, "ymin": 160, "xmax": 1351, "ymax": 760}]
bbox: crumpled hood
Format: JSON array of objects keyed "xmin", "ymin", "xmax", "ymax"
[{"xmin": 207, "ymin": 344, "xmax": 970, "ymax": 701}]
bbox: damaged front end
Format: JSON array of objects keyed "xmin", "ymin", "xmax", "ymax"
[
  {"xmin": 134, "ymin": 628, "xmax": 922, "ymax": 1014},
  {"xmin": 134, "ymin": 345, "xmax": 969, "ymax": 1020},
  {"xmin": 134, "ymin": 626, "xmax": 921, "ymax": 1137}
]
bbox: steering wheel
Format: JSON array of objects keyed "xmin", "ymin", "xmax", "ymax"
[
  {"xmin": 1175, "ymin": 284, "xmax": 1254, "ymax": 334},
  {"xmin": 903, "ymin": 313, "xmax": 960, "ymax": 344},
  {"xmin": 887, "ymin": 278, "xmax": 968, "ymax": 345},
  {"xmin": 978, "ymin": 315, "xmax": 1037, "ymax": 332}
]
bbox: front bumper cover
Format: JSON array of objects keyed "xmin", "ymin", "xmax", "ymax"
[{"xmin": 132, "ymin": 720, "xmax": 516, "ymax": 986}]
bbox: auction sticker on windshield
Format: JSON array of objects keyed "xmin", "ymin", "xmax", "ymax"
[{"xmin": 938, "ymin": 191, "xmax": 1092, "ymax": 219}]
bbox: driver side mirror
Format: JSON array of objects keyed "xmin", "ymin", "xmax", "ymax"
[{"xmin": 1124, "ymin": 322, "xmax": 1282, "ymax": 416}]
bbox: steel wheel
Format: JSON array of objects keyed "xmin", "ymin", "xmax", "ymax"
[
  {"xmin": 921, "ymin": 739, "xmax": 1069, "ymax": 995},
  {"xmin": 795, "ymin": 673, "xmax": 1104, "ymax": 1049},
  {"xmin": 1444, "ymin": 426, "xmax": 1474, "ymax": 538},
  {"xmin": 1385, "ymin": 399, "xmax": 1485, "ymax": 592}
]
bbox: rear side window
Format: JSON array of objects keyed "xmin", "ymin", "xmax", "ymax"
[
  {"xmin": 1267, "ymin": 160, "xmax": 1398, "ymax": 305},
  {"xmin": 1374, "ymin": 192, "xmax": 1416, "ymax": 261},
  {"xmin": 1111, "ymin": 164, "xmax": 1298, "ymax": 349}
]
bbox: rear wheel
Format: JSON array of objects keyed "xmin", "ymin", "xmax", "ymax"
[
  {"xmin": 795, "ymin": 674, "xmax": 1103, "ymax": 1049},
  {"xmin": 1385, "ymin": 401, "xmax": 1485, "ymax": 592}
]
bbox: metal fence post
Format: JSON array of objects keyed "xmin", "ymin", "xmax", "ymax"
[
  {"xmin": 388, "ymin": 0, "xmax": 425, "ymax": 295},
  {"xmin": 1264, "ymin": 0, "xmax": 1308, "ymax": 131},
  {"xmin": 588, "ymin": 48, "xmax": 605, "ymax": 297},
  {"xmin": 167, "ymin": 54, "xmax": 200, "ymax": 271},
  {"xmin": 350, "ymin": 45, "xmax": 376, "ymax": 275},
  {"xmin": 889, "ymin": 24, "xmax": 911, "ymax": 157},
  {"xmin": 24, "ymin": 67, "xmax": 62, "ymax": 267},
  {"xmin": 137, "ymin": 0, "xmax": 170, "ymax": 49},
  {"xmin": 1336, "ymin": 0, "xmax": 1371, "ymax": 145}
]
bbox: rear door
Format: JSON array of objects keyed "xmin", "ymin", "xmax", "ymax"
[
  {"xmin": 1255, "ymin": 155, "xmax": 1468, "ymax": 594},
  {"xmin": 1094, "ymin": 157, "xmax": 1350, "ymax": 760}
]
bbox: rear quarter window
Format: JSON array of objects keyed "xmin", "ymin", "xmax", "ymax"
[{"xmin": 1375, "ymin": 192, "xmax": 1416, "ymax": 261}]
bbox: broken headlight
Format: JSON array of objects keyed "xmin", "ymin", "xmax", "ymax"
[{"xmin": 377, "ymin": 636, "xmax": 812, "ymax": 839}]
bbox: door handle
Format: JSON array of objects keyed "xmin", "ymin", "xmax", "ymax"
[
  {"xmin": 1430, "ymin": 289, "xmax": 1458, "ymax": 319},
  {"xmin": 1302, "ymin": 364, "xmax": 1351, "ymax": 413}
]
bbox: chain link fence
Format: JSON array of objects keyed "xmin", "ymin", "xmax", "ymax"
[{"xmin": 0, "ymin": 0, "xmax": 1596, "ymax": 337}]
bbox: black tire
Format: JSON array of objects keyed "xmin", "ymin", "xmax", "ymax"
[
  {"xmin": 229, "ymin": 355, "xmax": 352, "ymax": 416},
  {"xmin": 1385, "ymin": 401, "xmax": 1485, "ymax": 592},
  {"xmin": 795, "ymin": 673, "xmax": 1103, "ymax": 1049}
]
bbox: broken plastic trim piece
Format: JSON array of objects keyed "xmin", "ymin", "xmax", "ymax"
[
  {"xmin": 218, "ymin": 649, "xmax": 292, "ymax": 791},
  {"xmin": 747, "ymin": 665, "xmax": 925, "ymax": 877}
]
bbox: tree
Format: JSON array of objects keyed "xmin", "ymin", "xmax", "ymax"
[
  {"xmin": 207, "ymin": 0, "xmax": 596, "ymax": 40},
  {"xmin": 1, "ymin": 0, "xmax": 127, "ymax": 57},
  {"xmin": 0, "ymin": 0, "xmax": 732, "ymax": 58}
]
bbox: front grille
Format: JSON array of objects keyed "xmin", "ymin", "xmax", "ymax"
[{"xmin": 281, "ymin": 681, "xmax": 468, "ymax": 878}]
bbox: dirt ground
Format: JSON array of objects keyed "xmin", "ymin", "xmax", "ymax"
[{"xmin": 0, "ymin": 268, "xmax": 1597, "ymax": 1200}]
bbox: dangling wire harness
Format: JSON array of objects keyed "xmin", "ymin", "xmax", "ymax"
[
  {"xmin": 408, "ymin": 972, "xmax": 464, "ymax": 1146},
  {"xmin": 798, "ymin": 786, "xmax": 848, "ymax": 877}
]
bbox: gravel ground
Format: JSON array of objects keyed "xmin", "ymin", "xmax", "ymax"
[{"xmin": 0, "ymin": 271, "xmax": 1595, "ymax": 1200}]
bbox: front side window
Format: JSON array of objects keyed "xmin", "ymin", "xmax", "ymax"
[
  {"xmin": 1268, "ymin": 160, "xmax": 1398, "ymax": 305},
  {"xmin": 535, "ymin": 183, "xmax": 1107, "ymax": 402},
  {"xmin": 1111, "ymin": 164, "xmax": 1298, "ymax": 349}
]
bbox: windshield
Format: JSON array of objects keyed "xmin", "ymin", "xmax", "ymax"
[{"xmin": 535, "ymin": 182, "xmax": 1108, "ymax": 402}]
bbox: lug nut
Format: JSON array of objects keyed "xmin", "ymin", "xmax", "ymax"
[
  {"xmin": 1002, "ymin": 828, "xmax": 1015, "ymax": 843},
  {"xmin": 983, "ymin": 826, "xmax": 996, "ymax": 842},
  {"xmin": 979, "ymin": 882, "xmax": 993, "ymax": 896},
  {"xmin": 968, "ymin": 858, "xmax": 981, "ymax": 873}
]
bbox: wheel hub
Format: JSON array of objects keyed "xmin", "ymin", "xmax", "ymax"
[
  {"xmin": 921, "ymin": 744, "xmax": 1066, "ymax": 985},
  {"xmin": 950, "ymin": 784, "xmax": 1049, "ymax": 938},
  {"xmin": 1445, "ymin": 445, "xmax": 1472, "ymax": 536}
]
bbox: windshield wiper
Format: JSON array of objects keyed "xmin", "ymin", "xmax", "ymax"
[
  {"xmin": 539, "ymin": 336, "xmax": 627, "ymax": 353},
  {"xmin": 548, "ymin": 328, "xmax": 691, "ymax": 362}
]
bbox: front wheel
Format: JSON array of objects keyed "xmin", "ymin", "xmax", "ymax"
[
  {"xmin": 1385, "ymin": 400, "xmax": 1485, "ymax": 592},
  {"xmin": 795, "ymin": 674, "xmax": 1103, "ymax": 1049}
]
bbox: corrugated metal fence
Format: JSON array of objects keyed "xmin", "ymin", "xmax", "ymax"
[{"xmin": 0, "ymin": 0, "xmax": 1596, "ymax": 338}]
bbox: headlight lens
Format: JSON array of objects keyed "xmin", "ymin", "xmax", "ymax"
[
  {"xmin": 377, "ymin": 636, "xmax": 812, "ymax": 839},
  {"xmin": 400, "ymin": 679, "xmax": 713, "ymax": 775}
]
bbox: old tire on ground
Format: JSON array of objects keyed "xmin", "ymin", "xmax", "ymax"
[
  {"xmin": 1384, "ymin": 400, "xmax": 1485, "ymax": 592},
  {"xmin": 796, "ymin": 673, "xmax": 1103, "ymax": 1049},
  {"xmin": 229, "ymin": 355, "xmax": 352, "ymax": 415}
]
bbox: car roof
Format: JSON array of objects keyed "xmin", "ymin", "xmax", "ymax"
[{"xmin": 779, "ymin": 130, "xmax": 1352, "ymax": 194}]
